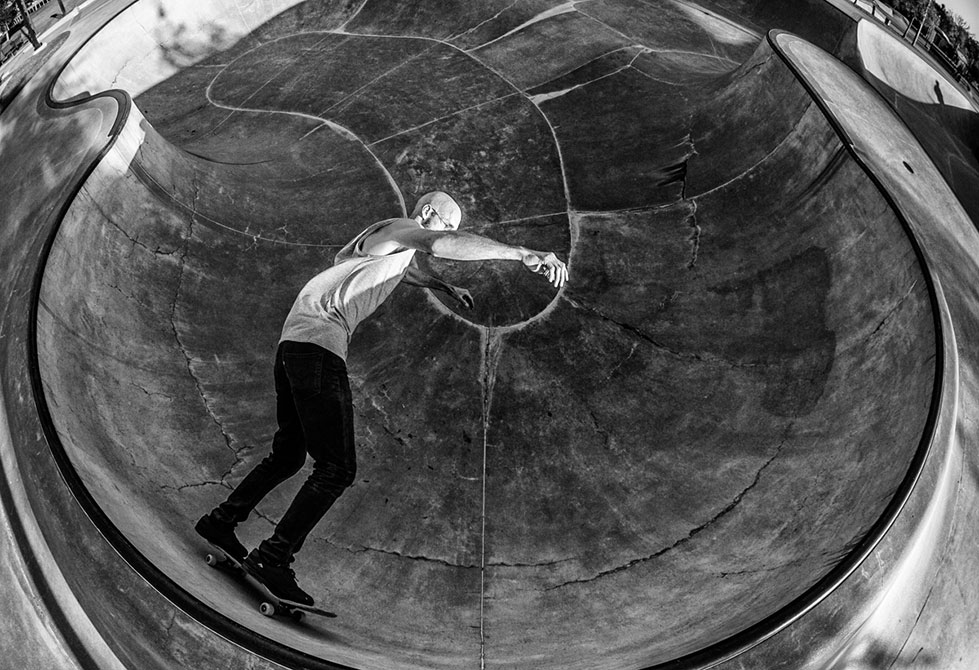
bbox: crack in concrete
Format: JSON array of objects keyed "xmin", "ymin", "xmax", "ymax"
[
  {"xmin": 676, "ymin": 133, "xmax": 701, "ymax": 269},
  {"xmin": 108, "ymin": 218, "xmax": 181, "ymax": 257},
  {"xmin": 545, "ymin": 436, "xmax": 789, "ymax": 591},
  {"xmin": 167, "ymin": 176, "xmax": 244, "ymax": 483},
  {"xmin": 564, "ymin": 295, "xmax": 764, "ymax": 369},
  {"xmin": 348, "ymin": 545, "xmax": 478, "ymax": 569},
  {"xmin": 128, "ymin": 380, "xmax": 173, "ymax": 400},
  {"xmin": 479, "ymin": 329, "xmax": 505, "ymax": 423},
  {"xmin": 134, "ymin": 153, "xmax": 338, "ymax": 249},
  {"xmin": 685, "ymin": 198, "xmax": 701, "ymax": 270},
  {"xmin": 477, "ymin": 327, "xmax": 506, "ymax": 667},
  {"xmin": 603, "ymin": 342, "xmax": 638, "ymax": 383},
  {"xmin": 337, "ymin": 0, "xmax": 370, "ymax": 32},
  {"xmin": 219, "ymin": 453, "xmax": 249, "ymax": 483},
  {"xmin": 527, "ymin": 47, "xmax": 646, "ymax": 105},
  {"xmin": 109, "ymin": 53, "xmax": 135, "ymax": 90},
  {"xmin": 254, "ymin": 510, "xmax": 277, "ymax": 526},
  {"xmin": 344, "ymin": 544, "xmax": 575, "ymax": 571},
  {"xmin": 379, "ymin": 423, "xmax": 409, "ymax": 447},
  {"xmin": 736, "ymin": 52, "xmax": 773, "ymax": 82},
  {"xmin": 161, "ymin": 480, "xmax": 228, "ymax": 493},
  {"xmin": 105, "ymin": 281, "xmax": 154, "ymax": 313},
  {"xmin": 588, "ymin": 408, "xmax": 613, "ymax": 453},
  {"xmin": 449, "ymin": 0, "xmax": 522, "ymax": 44},
  {"xmin": 488, "ymin": 556, "xmax": 577, "ymax": 569},
  {"xmin": 895, "ymin": 571, "xmax": 940, "ymax": 659},
  {"xmin": 867, "ymin": 278, "xmax": 919, "ymax": 341},
  {"xmin": 162, "ymin": 611, "xmax": 177, "ymax": 640},
  {"xmin": 562, "ymin": 294, "xmax": 689, "ymax": 358},
  {"xmin": 689, "ymin": 100, "xmax": 808, "ymax": 204},
  {"xmin": 527, "ymin": 45, "xmax": 638, "ymax": 93}
]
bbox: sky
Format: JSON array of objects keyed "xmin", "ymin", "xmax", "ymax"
[{"xmin": 938, "ymin": 0, "xmax": 979, "ymax": 37}]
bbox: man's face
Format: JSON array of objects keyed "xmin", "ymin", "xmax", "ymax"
[{"xmin": 425, "ymin": 206, "xmax": 459, "ymax": 231}]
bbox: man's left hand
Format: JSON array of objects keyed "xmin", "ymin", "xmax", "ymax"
[{"xmin": 451, "ymin": 286, "xmax": 475, "ymax": 310}]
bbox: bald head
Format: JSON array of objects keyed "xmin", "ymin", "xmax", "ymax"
[{"xmin": 411, "ymin": 191, "xmax": 462, "ymax": 230}]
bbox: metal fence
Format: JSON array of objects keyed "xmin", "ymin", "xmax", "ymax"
[
  {"xmin": 850, "ymin": 0, "xmax": 977, "ymax": 94},
  {"xmin": 1, "ymin": 0, "xmax": 60, "ymax": 64}
]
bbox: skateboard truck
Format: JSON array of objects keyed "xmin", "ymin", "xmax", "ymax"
[{"xmin": 204, "ymin": 546, "xmax": 337, "ymax": 621}]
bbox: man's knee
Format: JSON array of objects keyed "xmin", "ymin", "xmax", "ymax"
[
  {"xmin": 264, "ymin": 451, "xmax": 307, "ymax": 478},
  {"xmin": 339, "ymin": 462, "xmax": 357, "ymax": 489},
  {"xmin": 312, "ymin": 459, "xmax": 356, "ymax": 492},
  {"xmin": 333, "ymin": 463, "xmax": 357, "ymax": 490}
]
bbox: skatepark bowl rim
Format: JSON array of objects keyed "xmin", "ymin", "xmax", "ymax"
[{"xmin": 9, "ymin": 3, "xmax": 956, "ymax": 669}]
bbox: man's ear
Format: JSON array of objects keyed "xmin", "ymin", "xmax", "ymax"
[{"xmin": 420, "ymin": 204, "xmax": 433, "ymax": 220}]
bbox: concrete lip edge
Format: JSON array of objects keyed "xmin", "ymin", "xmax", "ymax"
[
  {"xmin": 10, "ymin": 9, "xmax": 955, "ymax": 670},
  {"xmin": 11, "ymin": 3, "xmax": 362, "ymax": 669}
]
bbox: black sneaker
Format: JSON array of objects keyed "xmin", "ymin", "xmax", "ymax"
[
  {"xmin": 243, "ymin": 551, "xmax": 314, "ymax": 607},
  {"xmin": 195, "ymin": 514, "xmax": 248, "ymax": 562}
]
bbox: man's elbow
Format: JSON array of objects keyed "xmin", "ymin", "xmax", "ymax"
[
  {"xmin": 413, "ymin": 230, "xmax": 454, "ymax": 256},
  {"xmin": 414, "ymin": 236, "xmax": 437, "ymax": 254}
]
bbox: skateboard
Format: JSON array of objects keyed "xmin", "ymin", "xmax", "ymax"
[{"xmin": 204, "ymin": 544, "xmax": 337, "ymax": 621}]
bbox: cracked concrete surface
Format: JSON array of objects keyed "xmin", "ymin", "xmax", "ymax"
[
  {"xmin": 26, "ymin": 0, "xmax": 945, "ymax": 669},
  {"xmin": 168, "ymin": 208, "xmax": 240, "ymax": 468},
  {"xmin": 544, "ymin": 437, "xmax": 789, "ymax": 592},
  {"xmin": 684, "ymin": 200, "xmax": 701, "ymax": 269}
]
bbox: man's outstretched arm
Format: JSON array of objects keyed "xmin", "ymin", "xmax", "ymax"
[{"xmin": 363, "ymin": 219, "xmax": 569, "ymax": 288}]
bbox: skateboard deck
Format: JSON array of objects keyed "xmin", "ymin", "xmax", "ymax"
[{"xmin": 204, "ymin": 544, "xmax": 337, "ymax": 621}]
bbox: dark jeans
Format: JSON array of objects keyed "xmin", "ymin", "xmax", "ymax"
[{"xmin": 214, "ymin": 341, "xmax": 356, "ymax": 565}]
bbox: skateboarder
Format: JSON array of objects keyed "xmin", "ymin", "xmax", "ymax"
[{"xmin": 196, "ymin": 191, "xmax": 568, "ymax": 606}]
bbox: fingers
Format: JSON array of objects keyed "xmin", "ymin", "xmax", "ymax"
[
  {"xmin": 553, "ymin": 262, "xmax": 569, "ymax": 287},
  {"xmin": 550, "ymin": 263, "xmax": 568, "ymax": 287},
  {"xmin": 525, "ymin": 252, "xmax": 569, "ymax": 288},
  {"xmin": 537, "ymin": 257, "xmax": 568, "ymax": 288},
  {"xmin": 455, "ymin": 289, "xmax": 474, "ymax": 309}
]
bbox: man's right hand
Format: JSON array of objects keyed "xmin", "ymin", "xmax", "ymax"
[{"xmin": 523, "ymin": 251, "xmax": 569, "ymax": 288}]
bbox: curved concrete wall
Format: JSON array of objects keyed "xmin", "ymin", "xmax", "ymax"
[
  {"xmin": 35, "ymin": 1, "xmax": 939, "ymax": 668},
  {"xmin": 2, "ymin": 0, "xmax": 979, "ymax": 669},
  {"xmin": 53, "ymin": 0, "xmax": 309, "ymax": 99},
  {"xmin": 848, "ymin": 19, "xmax": 979, "ymax": 225},
  {"xmin": 0, "ymin": 2, "xmax": 290, "ymax": 669}
]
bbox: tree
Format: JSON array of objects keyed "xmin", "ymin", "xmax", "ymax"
[
  {"xmin": 941, "ymin": 8, "xmax": 972, "ymax": 52},
  {"xmin": 888, "ymin": 0, "xmax": 979, "ymax": 87},
  {"xmin": 0, "ymin": 0, "xmax": 41, "ymax": 50}
]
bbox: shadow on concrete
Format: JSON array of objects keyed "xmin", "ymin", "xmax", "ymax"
[
  {"xmin": 861, "ymin": 71, "xmax": 979, "ymax": 217},
  {"xmin": 32, "ymin": 3, "xmax": 942, "ymax": 669},
  {"xmin": 3, "ymin": 0, "xmax": 970, "ymax": 669},
  {"xmin": 0, "ymin": 31, "xmax": 70, "ymax": 111},
  {"xmin": 828, "ymin": 638, "xmax": 939, "ymax": 669}
]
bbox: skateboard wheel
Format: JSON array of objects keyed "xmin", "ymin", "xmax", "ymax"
[
  {"xmin": 205, "ymin": 554, "xmax": 218, "ymax": 567},
  {"xmin": 290, "ymin": 610, "xmax": 304, "ymax": 622},
  {"xmin": 260, "ymin": 602, "xmax": 276, "ymax": 617}
]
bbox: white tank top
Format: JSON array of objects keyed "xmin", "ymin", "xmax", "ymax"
[{"xmin": 279, "ymin": 219, "xmax": 416, "ymax": 360}]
